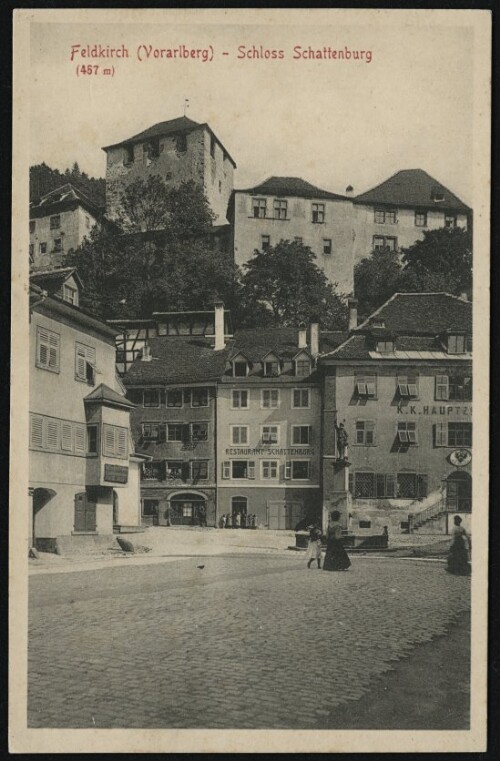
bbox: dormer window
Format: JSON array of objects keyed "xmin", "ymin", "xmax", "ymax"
[
  {"xmin": 232, "ymin": 358, "xmax": 249, "ymax": 377},
  {"xmin": 432, "ymin": 188, "xmax": 445, "ymax": 202},
  {"xmin": 295, "ymin": 357, "xmax": 311, "ymax": 377},
  {"xmin": 376, "ymin": 339, "xmax": 394, "ymax": 353},
  {"xmin": 371, "ymin": 319, "xmax": 386, "ymax": 329},
  {"xmin": 447, "ymin": 334, "xmax": 471, "ymax": 354},
  {"xmin": 264, "ymin": 360, "xmax": 280, "ymax": 377}
]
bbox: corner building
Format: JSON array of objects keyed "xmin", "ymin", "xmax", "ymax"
[{"xmin": 320, "ymin": 293, "xmax": 472, "ymax": 535}]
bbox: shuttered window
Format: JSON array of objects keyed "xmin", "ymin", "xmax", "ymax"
[
  {"xmin": 61, "ymin": 422, "xmax": 73, "ymax": 451},
  {"xmin": 36, "ymin": 327, "xmax": 60, "ymax": 372},
  {"xmin": 45, "ymin": 419, "xmax": 60, "ymax": 449},
  {"xmin": 75, "ymin": 343, "xmax": 96, "ymax": 382},
  {"xmin": 74, "ymin": 425, "xmax": 86, "ymax": 454},
  {"xmin": 102, "ymin": 424, "xmax": 128, "ymax": 459},
  {"xmin": 29, "ymin": 414, "xmax": 88, "ymax": 455},
  {"xmin": 30, "ymin": 415, "xmax": 43, "ymax": 448}
]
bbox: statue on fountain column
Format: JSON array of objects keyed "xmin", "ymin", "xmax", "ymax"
[{"xmin": 335, "ymin": 421, "xmax": 349, "ymax": 461}]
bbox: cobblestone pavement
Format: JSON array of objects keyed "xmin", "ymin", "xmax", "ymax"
[{"xmin": 28, "ymin": 555, "xmax": 470, "ymax": 729}]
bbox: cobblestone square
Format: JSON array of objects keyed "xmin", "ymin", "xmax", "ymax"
[{"xmin": 28, "ymin": 555, "xmax": 470, "ymax": 729}]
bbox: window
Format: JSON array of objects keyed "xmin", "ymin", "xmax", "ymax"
[
  {"xmin": 273, "ymin": 199, "xmax": 287, "ymax": 220},
  {"xmin": 435, "ymin": 374, "xmax": 472, "ymax": 401},
  {"xmin": 85, "ymin": 215, "xmax": 90, "ymax": 229},
  {"xmin": 229, "ymin": 461, "xmax": 256, "ymax": 479},
  {"xmin": 63, "ymin": 284, "xmax": 78, "ymax": 305},
  {"xmin": 124, "ymin": 145, "xmax": 134, "ymax": 164},
  {"xmin": 262, "ymin": 425, "xmax": 279, "ymax": 444},
  {"xmin": 294, "ymin": 236, "xmax": 303, "ymax": 244},
  {"xmin": 143, "ymin": 461, "xmax": 164, "ymax": 480},
  {"xmin": 39, "ymin": 242, "xmax": 47, "ymax": 254},
  {"xmin": 373, "ymin": 235, "xmax": 397, "ymax": 251},
  {"xmin": 397, "ymin": 472, "xmax": 428, "ymax": 499},
  {"xmin": 231, "ymin": 425, "xmax": 248, "ymax": 445},
  {"xmin": 264, "ymin": 360, "xmax": 280, "ymax": 377},
  {"xmin": 323, "ymin": 239, "xmax": 332, "ymax": 255},
  {"xmin": 191, "ymin": 388, "xmax": 209, "ymax": 407},
  {"xmin": 29, "ymin": 220, "xmax": 35, "ymax": 234},
  {"xmin": 232, "ymin": 390, "xmax": 249, "ymax": 409},
  {"xmin": 287, "ymin": 460, "xmax": 310, "ymax": 480},
  {"xmin": 144, "ymin": 389, "xmax": 160, "ymax": 407},
  {"xmin": 447, "ymin": 334, "xmax": 467, "ymax": 354},
  {"xmin": 355, "ymin": 375, "xmax": 377, "ymax": 398},
  {"xmin": 432, "ymin": 189, "xmax": 445, "ymax": 202},
  {"xmin": 146, "ymin": 138, "xmax": 160, "ymax": 160},
  {"xmin": 142, "ymin": 423, "xmax": 165, "ymax": 442},
  {"xmin": 191, "ymin": 422, "xmax": 208, "ymax": 441},
  {"xmin": 176, "ymin": 134, "xmax": 187, "ymax": 153},
  {"xmin": 167, "ymin": 423, "xmax": 185, "ymax": 442},
  {"xmin": 292, "ymin": 389, "xmax": 310, "ymax": 408},
  {"xmin": 29, "ymin": 244, "xmax": 34, "ymax": 262},
  {"xmin": 87, "ymin": 425, "xmax": 98, "ymax": 454},
  {"xmin": 50, "ymin": 215, "xmax": 61, "ymax": 229},
  {"xmin": 192, "ymin": 461, "xmax": 208, "ymax": 480},
  {"xmin": 444, "ymin": 214, "xmax": 457, "ymax": 229},
  {"xmin": 75, "ymin": 343, "xmax": 96, "ymax": 383},
  {"xmin": 376, "ymin": 339, "xmax": 394, "ymax": 353},
  {"xmin": 355, "ymin": 420, "xmax": 375, "ymax": 445},
  {"xmin": 252, "ymin": 198, "xmax": 267, "ymax": 218},
  {"xmin": 36, "ymin": 327, "xmax": 60, "ymax": 372},
  {"xmin": 261, "ymin": 234, "xmax": 271, "ymax": 252},
  {"xmin": 312, "ymin": 203, "xmax": 325, "ymax": 223},
  {"xmin": 292, "ymin": 425, "xmax": 311, "ymax": 445},
  {"xmin": 262, "ymin": 389, "xmax": 280, "ymax": 408},
  {"xmin": 53, "ymin": 238, "xmax": 62, "ymax": 253},
  {"xmin": 415, "ymin": 212, "xmax": 427, "ymax": 227},
  {"xmin": 397, "ymin": 374, "xmax": 419, "ymax": 398},
  {"xmin": 143, "ymin": 499, "xmax": 159, "ymax": 516},
  {"xmin": 165, "ymin": 461, "xmax": 185, "ymax": 480},
  {"xmin": 233, "ymin": 360, "xmax": 248, "ymax": 377},
  {"xmin": 349, "ymin": 471, "xmax": 396, "ymax": 498},
  {"xmin": 397, "ymin": 421, "xmax": 417, "ymax": 445},
  {"xmin": 295, "ymin": 358, "xmax": 311, "ymax": 377},
  {"xmin": 436, "ymin": 422, "xmax": 472, "ymax": 447},
  {"xmin": 262, "ymin": 460, "xmax": 278, "ymax": 479},
  {"xmin": 374, "ymin": 209, "xmax": 397, "ymax": 224},
  {"xmin": 210, "ymin": 135, "xmax": 216, "ymax": 158},
  {"xmin": 166, "ymin": 389, "xmax": 183, "ymax": 407},
  {"xmin": 359, "ymin": 520, "xmax": 372, "ymax": 529},
  {"xmin": 102, "ymin": 424, "xmax": 128, "ymax": 459}
]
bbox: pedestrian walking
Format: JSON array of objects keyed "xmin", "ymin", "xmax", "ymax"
[
  {"xmin": 219, "ymin": 513, "xmax": 226, "ymax": 529},
  {"xmin": 323, "ymin": 511, "xmax": 351, "ymax": 572},
  {"xmin": 446, "ymin": 515, "xmax": 471, "ymax": 575},
  {"xmin": 234, "ymin": 511, "xmax": 241, "ymax": 529},
  {"xmin": 306, "ymin": 524, "xmax": 323, "ymax": 569},
  {"xmin": 198, "ymin": 504, "xmax": 207, "ymax": 527}
]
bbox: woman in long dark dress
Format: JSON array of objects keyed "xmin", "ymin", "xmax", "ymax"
[
  {"xmin": 446, "ymin": 515, "xmax": 471, "ymax": 575},
  {"xmin": 323, "ymin": 511, "xmax": 351, "ymax": 572}
]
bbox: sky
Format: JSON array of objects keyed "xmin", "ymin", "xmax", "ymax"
[{"xmin": 29, "ymin": 13, "xmax": 475, "ymax": 205}]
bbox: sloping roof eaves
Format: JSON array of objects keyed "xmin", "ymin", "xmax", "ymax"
[
  {"xmin": 84, "ymin": 383, "xmax": 136, "ymax": 408},
  {"xmin": 353, "ymin": 169, "xmax": 471, "ymax": 212},
  {"xmin": 355, "ymin": 293, "xmax": 472, "ymax": 334},
  {"xmin": 236, "ymin": 176, "xmax": 347, "ymax": 201}
]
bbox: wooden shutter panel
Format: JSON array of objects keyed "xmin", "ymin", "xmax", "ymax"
[
  {"xmin": 104, "ymin": 425, "xmax": 115, "ymax": 456},
  {"xmin": 435, "ymin": 423, "xmax": 447, "ymax": 447},
  {"xmin": 30, "ymin": 415, "xmax": 44, "ymax": 448},
  {"xmin": 248, "ymin": 461, "xmax": 256, "ymax": 479},
  {"xmin": 284, "ymin": 461, "xmax": 291, "ymax": 479},
  {"xmin": 76, "ymin": 345, "xmax": 86, "ymax": 378},
  {"xmin": 181, "ymin": 462, "xmax": 191, "ymax": 481},
  {"xmin": 435, "ymin": 375, "xmax": 449, "ymax": 400},
  {"xmin": 45, "ymin": 419, "xmax": 60, "ymax": 449},
  {"xmin": 116, "ymin": 428, "xmax": 127, "ymax": 457},
  {"xmin": 222, "ymin": 461, "xmax": 231, "ymax": 479},
  {"xmin": 48, "ymin": 332, "xmax": 59, "ymax": 370},
  {"xmin": 74, "ymin": 424, "xmax": 86, "ymax": 454},
  {"xmin": 61, "ymin": 422, "xmax": 73, "ymax": 451},
  {"xmin": 417, "ymin": 474, "xmax": 428, "ymax": 498},
  {"xmin": 386, "ymin": 474, "xmax": 396, "ymax": 497}
]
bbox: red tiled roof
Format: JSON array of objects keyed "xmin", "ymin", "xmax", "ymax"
[
  {"xmin": 353, "ymin": 169, "xmax": 471, "ymax": 212},
  {"xmin": 237, "ymin": 176, "xmax": 347, "ymax": 201}
]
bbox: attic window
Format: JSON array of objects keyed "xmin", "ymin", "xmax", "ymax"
[
  {"xmin": 264, "ymin": 360, "xmax": 280, "ymax": 377},
  {"xmin": 295, "ymin": 358, "xmax": 311, "ymax": 377},
  {"xmin": 371, "ymin": 319, "xmax": 386, "ymax": 329},
  {"xmin": 233, "ymin": 360, "xmax": 248, "ymax": 377},
  {"xmin": 432, "ymin": 189, "xmax": 445, "ymax": 202},
  {"xmin": 447, "ymin": 334, "xmax": 469, "ymax": 354},
  {"xmin": 376, "ymin": 339, "xmax": 394, "ymax": 353}
]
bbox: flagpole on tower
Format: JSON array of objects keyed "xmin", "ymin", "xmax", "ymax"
[{"xmin": 184, "ymin": 99, "xmax": 189, "ymax": 117}]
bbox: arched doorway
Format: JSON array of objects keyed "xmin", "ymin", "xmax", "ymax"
[
  {"xmin": 446, "ymin": 471, "xmax": 472, "ymax": 513},
  {"xmin": 169, "ymin": 493, "xmax": 207, "ymax": 526},
  {"xmin": 32, "ymin": 488, "xmax": 56, "ymax": 547},
  {"xmin": 232, "ymin": 496, "xmax": 248, "ymax": 528}
]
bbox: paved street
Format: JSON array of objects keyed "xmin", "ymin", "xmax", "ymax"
[{"xmin": 28, "ymin": 555, "xmax": 470, "ymax": 729}]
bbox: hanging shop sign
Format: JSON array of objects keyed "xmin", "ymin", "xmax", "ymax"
[{"xmin": 448, "ymin": 449, "xmax": 472, "ymax": 467}]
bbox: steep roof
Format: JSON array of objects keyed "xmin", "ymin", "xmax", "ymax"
[
  {"xmin": 29, "ymin": 267, "xmax": 84, "ymax": 295},
  {"xmin": 102, "ymin": 116, "xmax": 236, "ymax": 167},
  {"xmin": 321, "ymin": 293, "xmax": 472, "ymax": 361},
  {"xmin": 123, "ymin": 326, "xmax": 347, "ymax": 386},
  {"xmin": 236, "ymin": 176, "xmax": 347, "ymax": 201},
  {"xmin": 353, "ymin": 169, "xmax": 471, "ymax": 212},
  {"xmin": 30, "ymin": 183, "xmax": 104, "ymax": 218},
  {"xmin": 84, "ymin": 383, "xmax": 136, "ymax": 409}
]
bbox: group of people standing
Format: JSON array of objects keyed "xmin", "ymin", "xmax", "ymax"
[
  {"xmin": 219, "ymin": 512, "xmax": 257, "ymax": 529},
  {"xmin": 306, "ymin": 510, "xmax": 351, "ymax": 572}
]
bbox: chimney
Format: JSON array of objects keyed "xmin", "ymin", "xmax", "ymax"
[
  {"xmin": 214, "ymin": 299, "xmax": 225, "ymax": 351},
  {"xmin": 345, "ymin": 185, "xmax": 354, "ymax": 196},
  {"xmin": 141, "ymin": 343, "xmax": 152, "ymax": 362},
  {"xmin": 459, "ymin": 292, "xmax": 469, "ymax": 301},
  {"xmin": 348, "ymin": 298, "xmax": 358, "ymax": 331},
  {"xmin": 298, "ymin": 322, "xmax": 307, "ymax": 349},
  {"xmin": 310, "ymin": 322, "xmax": 319, "ymax": 358}
]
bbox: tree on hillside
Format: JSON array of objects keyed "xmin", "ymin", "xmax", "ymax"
[
  {"xmin": 29, "ymin": 163, "xmax": 106, "ymax": 207},
  {"xmin": 239, "ymin": 241, "xmax": 348, "ymax": 328},
  {"xmin": 354, "ymin": 247, "xmax": 403, "ymax": 318},
  {"xmin": 399, "ymin": 227, "xmax": 472, "ymax": 297},
  {"xmin": 67, "ymin": 178, "xmax": 239, "ymax": 319}
]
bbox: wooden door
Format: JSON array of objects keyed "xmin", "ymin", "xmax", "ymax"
[{"xmin": 74, "ymin": 492, "xmax": 96, "ymax": 532}]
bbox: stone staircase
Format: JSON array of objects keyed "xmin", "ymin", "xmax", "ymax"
[{"xmin": 408, "ymin": 492, "xmax": 447, "ymax": 533}]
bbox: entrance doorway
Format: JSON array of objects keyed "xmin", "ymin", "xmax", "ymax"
[
  {"xmin": 32, "ymin": 487, "xmax": 56, "ymax": 546},
  {"xmin": 142, "ymin": 499, "xmax": 159, "ymax": 526},
  {"xmin": 170, "ymin": 493, "xmax": 207, "ymax": 526},
  {"xmin": 267, "ymin": 501, "xmax": 303, "ymax": 530},
  {"xmin": 74, "ymin": 492, "xmax": 96, "ymax": 532},
  {"xmin": 446, "ymin": 472, "xmax": 472, "ymax": 513}
]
